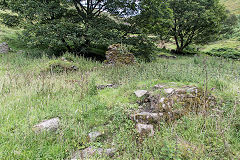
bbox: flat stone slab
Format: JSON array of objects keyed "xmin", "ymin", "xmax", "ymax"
[
  {"xmin": 153, "ymin": 84, "xmax": 165, "ymax": 89},
  {"xmin": 131, "ymin": 112, "xmax": 163, "ymax": 124},
  {"xmin": 134, "ymin": 90, "xmax": 148, "ymax": 98},
  {"xmin": 32, "ymin": 118, "xmax": 60, "ymax": 133},
  {"xmin": 136, "ymin": 123, "xmax": 154, "ymax": 137}
]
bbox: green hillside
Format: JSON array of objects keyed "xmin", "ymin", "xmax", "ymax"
[{"xmin": 221, "ymin": 0, "xmax": 240, "ymax": 15}]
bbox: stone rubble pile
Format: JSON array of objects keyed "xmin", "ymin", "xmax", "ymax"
[{"xmin": 132, "ymin": 84, "xmax": 216, "ymax": 137}]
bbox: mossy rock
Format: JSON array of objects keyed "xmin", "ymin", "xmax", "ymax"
[{"xmin": 41, "ymin": 59, "xmax": 78, "ymax": 74}]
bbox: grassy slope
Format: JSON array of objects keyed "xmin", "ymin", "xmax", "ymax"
[
  {"xmin": 201, "ymin": 39, "xmax": 240, "ymax": 52},
  {"xmin": 1, "ymin": 23, "xmax": 240, "ymax": 159},
  {"xmin": 200, "ymin": 0, "xmax": 240, "ymax": 53},
  {"xmin": 220, "ymin": 0, "xmax": 240, "ymax": 15}
]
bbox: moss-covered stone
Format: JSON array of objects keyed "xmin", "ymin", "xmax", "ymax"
[{"xmin": 41, "ymin": 59, "xmax": 78, "ymax": 74}]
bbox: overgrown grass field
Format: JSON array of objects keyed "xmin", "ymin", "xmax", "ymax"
[
  {"xmin": 0, "ymin": 4, "xmax": 240, "ymax": 157},
  {"xmin": 1, "ymin": 47, "xmax": 240, "ymax": 159}
]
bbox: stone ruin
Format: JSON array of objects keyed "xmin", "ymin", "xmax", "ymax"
[
  {"xmin": 132, "ymin": 84, "xmax": 216, "ymax": 137},
  {"xmin": 105, "ymin": 44, "xmax": 136, "ymax": 65}
]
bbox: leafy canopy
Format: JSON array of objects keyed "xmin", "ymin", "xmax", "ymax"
[
  {"xmin": 0, "ymin": 0, "xmax": 138, "ymax": 56},
  {"xmin": 135, "ymin": 0, "xmax": 228, "ymax": 54},
  {"xmin": 169, "ymin": 0, "xmax": 227, "ymax": 53}
]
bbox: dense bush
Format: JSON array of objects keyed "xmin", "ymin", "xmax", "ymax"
[
  {"xmin": 207, "ymin": 47, "xmax": 240, "ymax": 59},
  {"xmin": 126, "ymin": 35, "xmax": 157, "ymax": 62},
  {"xmin": 0, "ymin": 13, "xmax": 20, "ymax": 27},
  {"xmin": 0, "ymin": 0, "xmax": 137, "ymax": 58}
]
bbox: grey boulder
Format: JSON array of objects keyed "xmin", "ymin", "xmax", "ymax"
[{"xmin": 32, "ymin": 118, "xmax": 60, "ymax": 133}]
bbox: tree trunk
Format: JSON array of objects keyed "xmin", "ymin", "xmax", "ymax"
[
  {"xmin": 62, "ymin": 38, "xmax": 71, "ymax": 52},
  {"xmin": 176, "ymin": 46, "xmax": 183, "ymax": 54}
]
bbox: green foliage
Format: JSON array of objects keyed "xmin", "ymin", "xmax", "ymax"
[
  {"xmin": 0, "ymin": 0, "xmax": 135, "ymax": 56},
  {"xmin": 207, "ymin": 47, "xmax": 240, "ymax": 59},
  {"xmin": 168, "ymin": 0, "xmax": 228, "ymax": 53},
  {"xmin": 220, "ymin": 12, "xmax": 238, "ymax": 38},
  {"xmin": 132, "ymin": 0, "xmax": 229, "ymax": 54},
  {"xmin": 132, "ymin": 0, "xmax": 173, "ymax": 40},
  {"xmin": 0, "ymin": 13, "xmax": 20, "ymax": 27},
  {"xmin": 21, "ymin": 21, "xmax": 84, "ymax": 55},
  {"xmin": 87, "ymin": 77, "xmax": 98, "ymax": 96},
  {"xmin": 126, "ymin": 35, "xmax": 157, "ymax": 62}
]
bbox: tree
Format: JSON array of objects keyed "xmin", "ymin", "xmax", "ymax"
[
  {"xmin": 168, "ymin": 0, "xmax": 227, "ymax": 53},
  {"xmin": 136, "ymin": 0, "xmax": 228, "ymax": 54},
  {"xmin": 0, "ymin": 0, "xmax": 138, "ymax": 57},
  {"xmin": 132, "ymin": 0, "xmax": 172, "ymax": 40}
]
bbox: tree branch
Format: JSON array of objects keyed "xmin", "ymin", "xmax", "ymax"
[
  {"xmin": 93, "ymin": 3, "xmax": 106, "ymax": 17},
  {"xmin": 74, "ymin": 0, "xmax": 87, "ymax": 13}
]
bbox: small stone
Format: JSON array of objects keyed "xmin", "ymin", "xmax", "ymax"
[
  {"xmin": 134, "ymin": 90, "xmax": 148, "ymax": 98},
  {"xmin": 82, "ymin": 147, "xmax": 103, "ymax": 159},
  {"xmin": 32, "ymin": 118, "xmax": 60, "ymax": 133},
  {"xmin": 159, "ymin": 97, "xmax": 165, "ymax": 103},
  {"xmin": 97, "ymin": 84, "xmax": 117, "ymax": 90},
  {"xmin": 186, "ymin": 87, "xmax": 197, "ymax": 93},
  {"xmin": 88, "ymin": 131, "xmax": 103, "ymax": 142},
  {"xmin": 164, "ymin": 88, "xmax": 175, "ymax": 94},
  {"xmin": 71, "ymin": 65, "xmax": 78, "ymax": 70},
  {"xmin": 136, "ymin": 123, "xmax": 154, "ymax": 137},
  {"xmin": 154, "ymin": 84, "xmax": 165, "ymax": 89},
  {"xmin": 105, "ymin": 44, "xmax": 136, "ymax": 65},
  {"xmin": 61, "ymin": 57, "xmax": 67, "ymax": 61}
]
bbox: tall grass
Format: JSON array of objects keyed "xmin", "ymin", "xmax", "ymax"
[{"xmin": 1, "ymin": 51, "xmax": 240, "ymax": 159}]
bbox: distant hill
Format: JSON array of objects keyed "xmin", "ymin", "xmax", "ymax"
[{"xmin": 220, "ymin": 0, "xmax": 240, "ymax": 15}]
